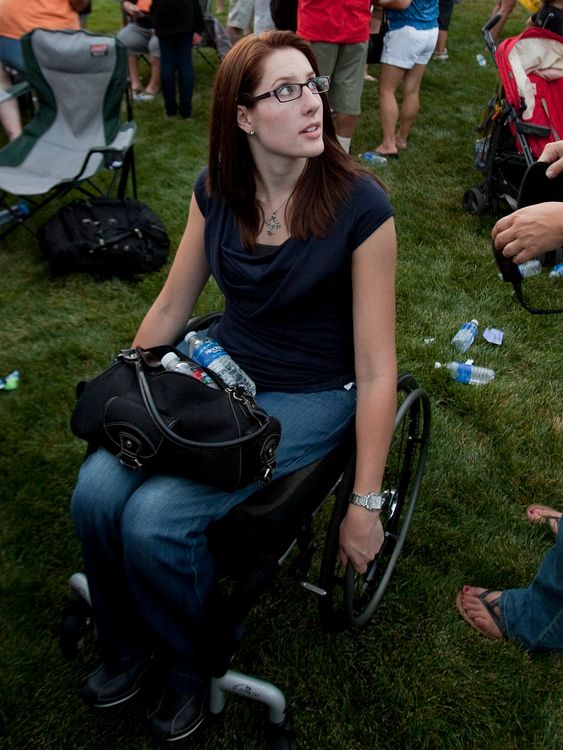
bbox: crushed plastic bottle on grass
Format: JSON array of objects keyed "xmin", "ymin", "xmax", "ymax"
[{"xmin": 0, "ymin": 369, "xmax": 20, "ymax": 391}]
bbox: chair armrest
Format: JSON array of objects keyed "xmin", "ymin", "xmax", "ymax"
[{"xmin": 0, "ymin": 81, "xmax": 31, "ymax": 105}]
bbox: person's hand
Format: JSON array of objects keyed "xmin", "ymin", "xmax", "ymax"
[
  {"xmin": 338, "ymin": 504, "xmax": 385, "ymax": 574},
  {"xmin": 492, "ymin": 202, "xmax": 563, "ymax": 263},
  {"xmin": 122, "ymin": 1, "xmax": 143, "ymax": 19},
  {"xmin": 539, "ymin": 140, "xmax": 563, "ymax": 178}
]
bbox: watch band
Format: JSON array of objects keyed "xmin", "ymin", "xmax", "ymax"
[{"xmin": 349, "ymin": 491, "xmax": 385, "ymax": 512}]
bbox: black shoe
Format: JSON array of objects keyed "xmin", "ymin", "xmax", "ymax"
[
  {"xmin": 148, "ymin": 686, "xmax": 207, "ymax": 742},
  {"xmin": 81, "ymin": 658, "xmax": 153, "ymax": 708}
]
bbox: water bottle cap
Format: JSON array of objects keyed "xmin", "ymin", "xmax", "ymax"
[
  {"xmin": 434, "ymin": 362, "xmax": 442, "ymax": 369},
  {"xmin": 161, "ymin": 352, "xmax": 179, "ymax": 368},
  {"xmin": 470, "ymin": 319, "xmax": 478, "ymax": 325}
]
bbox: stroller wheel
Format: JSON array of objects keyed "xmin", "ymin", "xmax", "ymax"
[{"xmin": 463, "ymin": 186, "xmax": 487, "ymax": 215}]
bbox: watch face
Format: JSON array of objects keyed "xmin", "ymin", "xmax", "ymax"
[
  {"xmin": 351, "ymin": 492, "xmax": 384, "ymax": 511},
  {"xmin": 366, "ymin": 493, "xmax": 383, "ymax": 510}
]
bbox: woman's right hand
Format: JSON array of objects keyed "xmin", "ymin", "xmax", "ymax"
[{"xmin": 122, "ymin": 1, "xmax": 143, "ymax": 20}]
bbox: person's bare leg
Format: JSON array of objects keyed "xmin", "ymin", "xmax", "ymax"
[
  {"xmin": 335, "ymin": 112, "xmax": 359, "ymax": 139},
  {"xmin": 375, "ymin": 63, "xmax": 404, "ymax": 155},
  {"xmin": 145, "ymin": 56, "xmax": 161, "ymax": 95},
  {"xmin": 435, "ymin": 29, "xmax": 448, "ymax": 55},
  {"xmin": 396, "ymin": 63, "xmax": 426, "ymax": 151},
  {"xmin": 0, "ymin": 65, "xmax": 22, "ymax": 141},
  {"xmin": 128, "ymin": 55, "xmax": 144, "ymax": 93},
  {"xmin": 489, "ymin": 0, "xmax": 516, "ymax": 42}
]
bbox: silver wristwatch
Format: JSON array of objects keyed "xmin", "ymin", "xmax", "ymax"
[{"xmin": 350, "ymin": 491, "xmax": 385, "ymax": 512}]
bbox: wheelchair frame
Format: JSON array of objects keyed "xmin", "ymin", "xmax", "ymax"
[{"xmin": 61, "ymin": 315, "xmax": 430, "ymax": 749}]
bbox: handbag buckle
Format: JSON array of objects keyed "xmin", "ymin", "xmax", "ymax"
[{"xmin": 117, "ymin": 431, "xmax": 145, "ymax": 470}]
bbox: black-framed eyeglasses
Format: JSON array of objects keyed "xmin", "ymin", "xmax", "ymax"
[{"xmin": 240, "ymin": 75, "xmax": 330, "ymax": 104}]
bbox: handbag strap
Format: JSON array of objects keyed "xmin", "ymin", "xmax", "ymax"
[{"xmin": 135, "ymin": 359, "xmax": 273, "ymax": 449}]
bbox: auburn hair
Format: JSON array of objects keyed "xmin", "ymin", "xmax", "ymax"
[{"xmin": 207, "ymin": 30, "xmax": 385, "ymax": 251}]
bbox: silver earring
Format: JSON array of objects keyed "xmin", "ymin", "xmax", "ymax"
[{"xmin": 249, "ymin": 129, "xmax": 255, "ymax": 135}]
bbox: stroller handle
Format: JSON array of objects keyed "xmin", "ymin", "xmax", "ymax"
[{"xmin": 482, "ymin": 13, "xmax": 502, "ymax": 56}]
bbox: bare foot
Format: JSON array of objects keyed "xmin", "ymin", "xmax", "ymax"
[
  {"xmin": 396, "ymin": 136, "xmax": 408, "ymax": 151},
  {"xmin": 373, "ymin": 143, "xmax": 399, "ymax": 157},
  {"xmin": 526, "ymin": 504, "xmax": 561, "ymax": 536},
  {"xmin": 456, "ymin": 586, "xmax": 503, "ymax": 640}
]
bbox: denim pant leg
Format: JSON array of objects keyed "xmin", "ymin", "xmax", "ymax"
[
  {"xmin": 70, "ymin": 387, "xmax": 356, "ymax": 690},
  {"xmin": 159, "ymin": 34, "xmax": 193, "ymax": 118},
  {"xmin": 500, "ymin": 522, "xmax": 563, "ymax": 651},
  {"xmin": 158, "ymin": 35, "xmax": 178, "ymax": 116},
  {"xmin": 174, "ymin": 34, "xmax": 194, "ymax": 118}
]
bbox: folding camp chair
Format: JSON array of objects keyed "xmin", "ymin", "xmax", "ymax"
[{"xmin": 0, "ymin": 29, "xmax": 137, "ymax": 239}]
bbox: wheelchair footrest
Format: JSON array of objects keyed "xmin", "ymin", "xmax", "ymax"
[{"xmin": 209, "ymin": 669, "xmax": 287, "ymax": 725}]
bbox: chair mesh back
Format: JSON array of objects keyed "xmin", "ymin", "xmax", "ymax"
[{"xmin": 0, "ymin": 30, "xmax": 126, "ymax": 187}]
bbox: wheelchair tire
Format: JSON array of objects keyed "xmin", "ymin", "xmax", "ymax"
[{"xmin": 318, "ymin": 374, "xmax": 431, "ymax": 630}]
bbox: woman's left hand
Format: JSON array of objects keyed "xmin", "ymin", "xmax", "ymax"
[{"xmin": 339, "ymin": 505, "xmax": 385, "ymax": 574}]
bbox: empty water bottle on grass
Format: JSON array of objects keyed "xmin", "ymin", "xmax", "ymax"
[
  {"xmin": 0, "ymin": 200, "xmax": 29, "ymax": 226},
  {"xmin": 451, "ymin": 320, "xmax": 478, "ymax": 353},
  {"xmin": 358, "ymin": 152, "xmax": 388, "ymax": 166},
  {"xmin": 161, "ymin": 351, "xmax": 217, "ymax": 388},
  {"xmin": 435, "ymin": 361, "xmax": 495, "ymax": 385},
  {"xmin": 518, "ymin": 259, "xmax": 542, "ymax": 278},
  {"xmin": 184, "ymin": 332, "xmax": 256, "ymax": 395},
  {"xmin": 476, "ymin": 53, "xmax": 487, "ymax": 66}
]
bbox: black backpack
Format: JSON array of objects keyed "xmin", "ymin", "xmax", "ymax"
[{"xmin": 39, "ymin": 197, "xmax": 170, "ymax": 279}]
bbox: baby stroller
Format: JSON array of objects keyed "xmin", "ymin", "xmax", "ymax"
[{"xmin": 463, "ymin": 13, "xmax": 563, "ymax": 215}]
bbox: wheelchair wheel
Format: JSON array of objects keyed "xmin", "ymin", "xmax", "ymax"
[{"xmin": 318, "ymin": 374, "xmax": 431, "ymax": 630}]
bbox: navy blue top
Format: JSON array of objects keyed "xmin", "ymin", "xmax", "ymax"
[{"xmin": 193, "ymin": 169, "xmax": 394, "ymax": 392}]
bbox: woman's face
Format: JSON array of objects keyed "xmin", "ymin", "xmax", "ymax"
[{"xmin": 237, "ymin": 47, "xmax": 325, "ymax": 162}]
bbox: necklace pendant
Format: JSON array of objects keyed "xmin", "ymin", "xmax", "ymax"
[{"xmin": 265, "ymin": 209, "xmax": 282, "ymax": 236}]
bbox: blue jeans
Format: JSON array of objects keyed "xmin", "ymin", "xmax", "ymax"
[
  {"xmin": 158, "ymin": 33, "xmax": 194, "ymax": 118},
  {"xmin": 70, "ymin": 387, "xmax": 356, "ymax": 690},
  {"xmin": 500, "ymin": 522, "xmax": 563, "ymax": 651}
]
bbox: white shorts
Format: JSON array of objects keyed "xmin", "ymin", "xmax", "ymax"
[{"xmin": 381, "ymin": 25, "xmax": 439, "ymax": 68}]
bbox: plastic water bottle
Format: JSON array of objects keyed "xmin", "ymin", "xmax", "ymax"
[
  {"xmin": 451, "ymin": 319, "xmax": 478, "ymax": 353},
  {"xmin": 476, "ymin": 53, "xmax": 487, "ymax": 67},
  {"xmin": 358, "ymin": 151, "xmax": 388, "ymax": 166},
  {"xmin": 160, "ymin": 351, "xmax": 218, "ymax": 388},
  {"xmin": 435, "ymin": 361, "xmax": 496, "ymax": 385},
  {"xmin": 550, "ymin": 262, "xmax": 563, "ymax": 277},
  {"xmin": 518, "ymin": 259, "xmax": 542, "ymax": 278},
  {"xmin": 0, "ymin": 200, "xmax": 30, "ymax": 226},
  {"xmin": 184, "ymin": 332, "xmax": 256, "ymax": 396}
]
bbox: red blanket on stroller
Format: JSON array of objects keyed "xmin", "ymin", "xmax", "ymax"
[{"xmin": 496, "ymin": 26, "xmax": 563, "ymax": 158}]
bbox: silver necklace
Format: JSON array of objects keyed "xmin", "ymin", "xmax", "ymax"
[
  {"xmin": 261, "ymin": 196, "xmax": 291, "ymax": 236},
  {"xmin": 264, "ymin": 207, "xmax": 283, "ymax": 236}
]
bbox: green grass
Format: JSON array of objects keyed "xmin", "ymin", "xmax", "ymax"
[{"xmin": 1, "ymin": 1, "xmax": 562, "ymax": 748}]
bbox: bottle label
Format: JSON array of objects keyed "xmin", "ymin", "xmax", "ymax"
[
  {"xmin": 192, "ymin": 341, "xmax": 226, "ymax": 368},
  {"xmin": 455, "ymin": 363, "xmax": 472, "ymax": 384}
]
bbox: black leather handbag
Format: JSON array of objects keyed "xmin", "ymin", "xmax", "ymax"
[{"xmin": 70, "ymin": 346, "xmax": 281, "ymax": 491}]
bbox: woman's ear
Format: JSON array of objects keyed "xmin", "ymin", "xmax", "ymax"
[{"xmin": 237, "ymin": 105, "xmax": 253, "ymax": 134}]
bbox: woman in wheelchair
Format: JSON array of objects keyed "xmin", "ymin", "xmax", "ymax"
[{"xmin": 70, "ymin": 30, "xmax": 398, "ymax": 743}]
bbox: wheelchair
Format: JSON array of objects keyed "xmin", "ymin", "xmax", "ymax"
[{"xmin": 61, "ymin": 313, "xmax": 431, "ymax": 748}]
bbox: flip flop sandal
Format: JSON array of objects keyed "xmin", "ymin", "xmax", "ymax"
[
  {"xmin": 456, "ymin": 589, "xmax": 503, "ymax": 641},
  {"xmin": 526, "ymin": 504, "xmax": 561, "ymax": 535}
]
